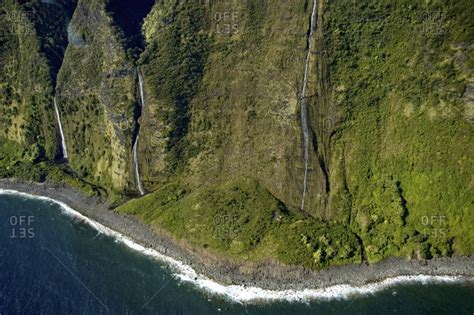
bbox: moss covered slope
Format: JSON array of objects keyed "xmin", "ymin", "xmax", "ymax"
[
  {"xmin": 322, "ymin": 0, "xmax": 474, "ymax": 260},
  {"xmin": 56, "ymin": 0, "xmax": 136, "ymax": 193},
  {"xmin": 138, "ymin": 0, "xmax": 329, "ymax": 214},
  {"xmin": 0, "ymin": 0, "xmax": 57, "ymax": 168}
]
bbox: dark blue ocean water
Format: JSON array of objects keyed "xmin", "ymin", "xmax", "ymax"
[{"xmin": 1, "ymin": 192, "xmax": 473, "ymax": 314}]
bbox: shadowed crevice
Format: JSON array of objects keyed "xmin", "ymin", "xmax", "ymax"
[
  {"xmin": 25, "ymin": 0, "xmax": 77, "ymax": 87},
  {"xmin": 106, "ymin": 0, "xmax": 155, "ymax": 54}
]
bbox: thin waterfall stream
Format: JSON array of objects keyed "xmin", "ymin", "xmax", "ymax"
[
  {"xmin": 133, "ymin": 67, "xmax": 145, "ymax": 195},
  {"xmin": 53, "ymin": 96, "xmax": 68, "ymax": 159},
  {"xmin": 299, "ymin": 0, "xmax": 317, "ymax": 211}
]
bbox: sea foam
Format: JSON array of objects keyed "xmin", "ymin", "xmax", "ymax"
[{"xmin": 0, "ymin": 188, "xmax": 471, "ymax": 303}]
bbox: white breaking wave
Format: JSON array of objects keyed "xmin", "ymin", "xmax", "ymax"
[
  {"xmin": 53, "ymin": 96, "xmax": 68, "ymax": 159},
  {"xmin": 133, "ymin": 67, "xmax": 145, "ymax": 195},
  {"xmin": 299, "ymin": 0, "xmax": 317, "ymax": 211},
  {"xmin": 0, "ymin": 188, "xmax": 471, "ymax": 304}
]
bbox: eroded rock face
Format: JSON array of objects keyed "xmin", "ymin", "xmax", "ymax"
[
  {"xmin": 55, "ymin": 0, "xmax": 135, "ymax": 192},
  {"xmin": 137, "ymin": 0, "xmax": 330, "ymax": 215},
  {"xmin": 0, "ymin": 0, "xmax": 332, "ymax": 213}
]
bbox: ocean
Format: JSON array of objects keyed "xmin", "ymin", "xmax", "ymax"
[{"xmin": 1, "ymin": 191, "xmax": 473, "ymax": 314}]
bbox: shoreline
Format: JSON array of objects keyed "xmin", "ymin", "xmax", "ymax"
[{"xmin": 1, "ymin": 179, "xmax": 473, "ymax": 302}]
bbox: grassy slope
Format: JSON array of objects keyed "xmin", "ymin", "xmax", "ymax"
[
  {"xmin": 0, "ymin": 0, "xmax": 57, "ymax": 170},
  {"xmin": 117, "ymin": 179, "xmax": 362, "ymax": 269},
  {"xmin": 324, "ymin": 0, "xmax": 474, "ymax": 260},
  {"xmin": 138, "ymin": 0, "xmax": 330, "ymax": 215}
]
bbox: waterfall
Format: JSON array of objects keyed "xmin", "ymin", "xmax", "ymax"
[
  {"xmin": 133, "ymin": 67, "xmax": 145, "ymax": 195},
  {"xmin": 53, "ymin": 96, "xmax": 68, "ymax": 159},
  {"xmin": 133, "ymin": 133, "xmax": 144, "ymax": 195},
  {"xmin": 299, "ymin": 0, "xmax": 317, "ymax": 210},
  {"xmin": 138, "ymin": 66, "xmax": 145, "ymax": 107}
]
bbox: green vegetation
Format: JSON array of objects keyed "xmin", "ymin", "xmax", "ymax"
[
  {"xmin": 137, "ymin": 0, "xmax": 311, "ymax": 206},
  {"xmin": 1, "ymin": 0, "xmax": 472, "ymax": 270},
  {"xmin": 323, "ymin": 0, "xmax": 474, "ymax": 261},
  {"xmin": 0, "ymin": 139, "xmax": 97, "ymax": 196},
  {"xmin": 140, "ymin": 0, "xmax": 210, "ymax": 174},
  {"xmin": 55, "ymin": 0, "xmax": 137, "ymax": 192},
  {"xmin": 0, "ymin": 0, "xmax": 57, "ymax": 162},
  {"xmin": 117, "ymin": 178, "xmax": 362, "ymax": 269}
]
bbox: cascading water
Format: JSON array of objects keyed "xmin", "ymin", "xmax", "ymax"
[
  {"xmin": 132, "ymin": 134, "xmax": 144, "ymax": 195},
  {"xmin": 299, "ymin": 0, "xmax": 317, "ymax": 211},
  {"xmin": 133, "ymin": 67, "xmax": 145, "ymax": 195},
  {"xmin": 53, "ymin": 96, "xmax": 68, "ymax": 159},
  {"xmin": 138, "ymin": 66, "xmax": 145, "ymax": 108}
]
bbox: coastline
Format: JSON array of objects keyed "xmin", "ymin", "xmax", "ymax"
[{"xmin": 1, "ymin": 178, "xmax": 473, "ymax": 302}]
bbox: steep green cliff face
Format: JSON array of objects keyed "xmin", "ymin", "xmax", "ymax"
[
  {"xmin": 1, "ymin": 0, "xmax": 473, "ymax": 269},
  {"xmin": 0, "ymin": 0, "xmax": 57, "ymax": 170},
  {"xmin": 138, "ymin": 0, "xmax": 328, "ymax": 215},
  {"xmin": 321, "ymin": 0, "xmax": 474, "ymax": 260},
  {"xmin": 56, "ymin": 0, "xmax": 136, "ymax": 193}
]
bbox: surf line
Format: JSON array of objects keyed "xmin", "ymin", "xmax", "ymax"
[
  {"xmin": 53, "ymin": 96, "xmax": 68, "ymax": 159},
  {"xmin": 133, "ymin": 67, "xmax": 145, "ymax": 195},
  {"xmin": 299, "ymin": 0, "xmax": 317, "ymax": 210},
  {"xmin": 0, "ymin": 188, "xmax": 471, "ymax": 304}
]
